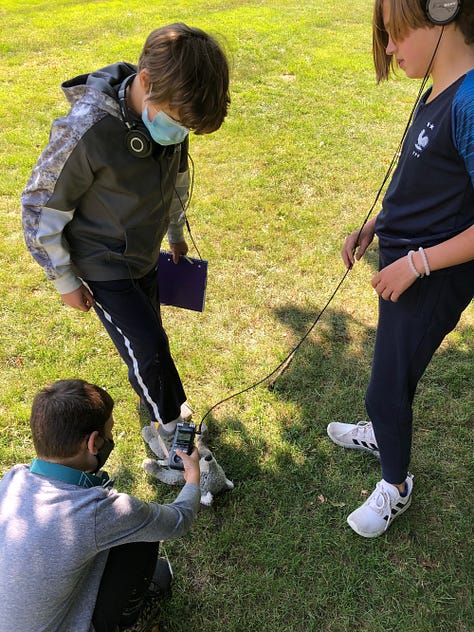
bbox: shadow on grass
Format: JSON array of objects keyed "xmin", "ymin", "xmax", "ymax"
[
  {"xmin": 122, "ymin": 299, "xmax": 472, "ymax": 632},
  {"xmin": 270, "ymin": 303, "xmax": 376, "ymax": 427},
  {"xmin": 160, "ymin": 301, "xmax": 474, "ymax": 632},
  {"xmin": 271, "ymin": 299, "xmax": 473, "ymax": 431}
]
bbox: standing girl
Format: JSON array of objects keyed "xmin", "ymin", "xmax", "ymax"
[{"xmin": 327, "ymin": 0, "xmax": 474, "ymax": 537}]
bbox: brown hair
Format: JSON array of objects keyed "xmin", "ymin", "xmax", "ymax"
[
  {"xmin": 138, "ymin": 23, "xmax": 230, "ymax": 134},
  {"xmin": 373, "ymin": 0, "xmax": 474, "ymax": 82},
  {"xmin": 30, "ymin": 379, "xmax": 114, "ymax": 458}
]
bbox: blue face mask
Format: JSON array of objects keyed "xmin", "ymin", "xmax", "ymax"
[{"xmin": 141, "ymin": 107, "xmax": 189, "ymax": 146}]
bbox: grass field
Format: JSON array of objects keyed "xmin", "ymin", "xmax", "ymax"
[{"xmin": 0, "ymin": 1, "xmax": 472, "ymax": 630}]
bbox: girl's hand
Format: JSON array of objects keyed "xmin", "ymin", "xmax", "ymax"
[
  {"xmin": 371, "ymin": 256, "xmax": 417, "ymax": 302},
  {"xmin": 342, "ymin": 218, "xmax": 376, "ymax": 269}
]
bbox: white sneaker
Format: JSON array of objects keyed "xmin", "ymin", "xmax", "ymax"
[
  {"xmin": 347, "ymin": 474, "xmax": 414, "ymax": 538},
  {"xmin": 327, "ymin": 420, "xmax": 379, "ymax": 457}
]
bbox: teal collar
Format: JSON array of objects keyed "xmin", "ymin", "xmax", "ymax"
[{"xmin": 30, "ymin": 459, "xmax": 112, "ymax": 489}]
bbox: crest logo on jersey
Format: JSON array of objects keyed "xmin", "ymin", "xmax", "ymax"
[{"xmin": 413, "ymin": 122, "xmax": 435, "ymax": 158}]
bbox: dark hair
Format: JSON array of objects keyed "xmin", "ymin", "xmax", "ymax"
[
  {"xmin": 373, "ymin": 0, "xmax": 474, "ymax": 82},
  {"xmin": 138, "ymin": 23, "xmax": 230, "ymax": 134},
  {"xmin": 30, "ymin": 379, "xmax": 114, "ymax": 458}
]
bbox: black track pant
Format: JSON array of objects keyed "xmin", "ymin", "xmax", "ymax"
[
  {"xmin": 365, "ymin": 254, "xmax": 474, "ymax": 484},
  {"xmin": 86, "ymin": 268, "xmax": 186, "ymax": 425}
]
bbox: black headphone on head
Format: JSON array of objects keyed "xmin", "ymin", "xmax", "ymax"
[{"xmin": 426, "ymin": 0, "xmax": 461, "ymax": 25}]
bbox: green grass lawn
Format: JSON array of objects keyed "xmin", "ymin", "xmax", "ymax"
[{"xmin": 1, "ymin": 1, "xmax": 473, "ymax": 630}]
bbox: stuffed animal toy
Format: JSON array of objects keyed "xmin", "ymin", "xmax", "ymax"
[{"xmin": 142, "ymin": 422, "xmax": 234, "ymax": 506}]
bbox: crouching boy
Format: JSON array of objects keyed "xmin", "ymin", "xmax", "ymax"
[{"xmin": 0, "ymin": 379, "xmax": 201, "ymax": 631}]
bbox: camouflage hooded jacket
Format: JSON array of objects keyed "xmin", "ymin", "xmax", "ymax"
[{"xmin": 21, "ymin": 62, "xmax": 190, "ymax": 295}]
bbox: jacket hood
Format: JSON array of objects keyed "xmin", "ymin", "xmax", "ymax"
[{"xmin": 61, "ymin": 62, "xmax": 137, "ymax": 116}]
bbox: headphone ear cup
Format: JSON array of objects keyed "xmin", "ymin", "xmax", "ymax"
[
  {"xmin": 426, "ymin": 0, "xmax": 461, "ymax": 25},
  {"xmin": 125, "ymin": 128, "xmax": 153, "ymax": 159}
]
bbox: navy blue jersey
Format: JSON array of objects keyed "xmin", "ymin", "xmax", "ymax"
[{"xmin": 376, "ymin": 69, "xmax": 474, "ymax": 253}]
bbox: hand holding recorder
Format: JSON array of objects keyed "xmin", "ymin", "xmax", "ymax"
[{"xmin": 176, "ymin": 446, "xmax": 200, "ymax": 486}]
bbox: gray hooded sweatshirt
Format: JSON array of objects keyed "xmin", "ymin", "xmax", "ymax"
[{"xmin": 0, "ymin": 464, "xmax": 200, "ymax": 631}]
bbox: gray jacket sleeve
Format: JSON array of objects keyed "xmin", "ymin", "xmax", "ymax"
[
  {"xmin": 167, "ymin": 168, "xmax": 190, "ymax": 244},
  {"xmin": 167, "ymin": 136, "xmax": 191, "ymax": 244},
  {"xmin": 95, "ymin": 482, "xmax": 201, "ymax": 549},
  {"xmin": 21, "ymin": 112, "xmax": 99, "ymax": 294}
]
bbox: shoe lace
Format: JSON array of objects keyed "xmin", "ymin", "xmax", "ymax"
[
  {"xmin": 342, "ymin": 421, "xmax": 374, "ymax": 441},
  {"xmin": 365, "ymin": 481, "xmax": 394, "ymax": 530}
]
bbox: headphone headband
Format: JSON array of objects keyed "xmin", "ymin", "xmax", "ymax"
[
  {"xmin": 118, "ymin": 74, "xmax": 136, "ymax": 123},
  {"xmin": 426, "ymin": 0, "xmax": 461, "ymax": 25}
]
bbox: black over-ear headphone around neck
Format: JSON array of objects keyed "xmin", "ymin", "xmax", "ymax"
[
  {"xmin": 426, "ymin": 0, "xmax": 461, "ymax": 25},
  {"xmin": 118, "ymin": 73, "xmax": 174, "ymax": 159},
  {"xmin": 118, "ymin": 74, "xmax": 153, "ymax": 158}
]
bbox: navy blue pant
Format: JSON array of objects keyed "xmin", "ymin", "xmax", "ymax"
[
  {"xmin": 86, "ymin": 268, "xmax": 186, "ymax": 425},
  {"xmin": 365, "ymin": 252, "xmax": 474, "ymax": 484}
]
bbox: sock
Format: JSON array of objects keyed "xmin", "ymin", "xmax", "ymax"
[
  {"xmin": 399, "ymin": 484, "xmax": 408, "ymax": 497},
  {"xmin": 160, "ymin": 418, "xmax": 180, "ymax": 434}
]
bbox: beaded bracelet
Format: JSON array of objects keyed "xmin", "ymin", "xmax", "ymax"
[
  {"xmin": 418, "ymin": 246, "xmax": 431, "ymax": 276},
  {"xmin": 407, "ymin": 250, "xmax": 422, "ymax": 278}
]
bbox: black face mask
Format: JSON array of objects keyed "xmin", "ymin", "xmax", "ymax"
[{"xmin": 94, "ymin": 437, "xmax": 115, "ymax": 472}]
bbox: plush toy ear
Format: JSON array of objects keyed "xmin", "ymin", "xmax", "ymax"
[
  {"xmin": 142, "ymin": 458, "xmax": 185, "ymax": 486},
  {"xmin": 196, "ymin": 424, "xmax": 210, "ymax": 452}
]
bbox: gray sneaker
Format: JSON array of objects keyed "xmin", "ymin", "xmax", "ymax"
[
  {"xmin": 327, "ymin": 420, "xmax": 379, "ymax": 457},
  {"xmin": 156, "ymin": 423, "xmax": 176, "ymax": 454}
]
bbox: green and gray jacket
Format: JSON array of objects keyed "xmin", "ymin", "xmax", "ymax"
[{"xmin": 21, "ymin": 62, "xmax": 190, "ymax": 295}]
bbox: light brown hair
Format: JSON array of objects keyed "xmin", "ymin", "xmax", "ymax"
[
  {"xmin": 138, "ymin": 23, "xmax": 230, "ymax": 134},
  {"xmin": 373, "ymin": 0, "xmax": 474, "ymax": 82}
]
